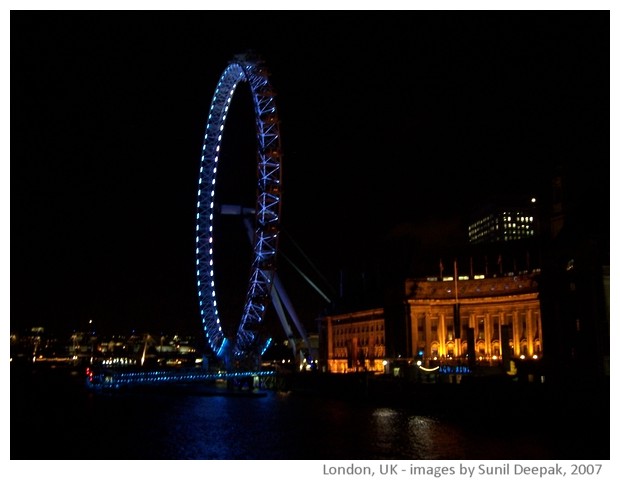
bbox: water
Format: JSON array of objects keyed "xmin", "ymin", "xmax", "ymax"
[{"xmin": 10, "ymin": 365, "xmax": 609, "ymax": 461}]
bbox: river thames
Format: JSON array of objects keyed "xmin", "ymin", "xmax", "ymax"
[{"xmin": 10, "ymin": 364, "xmax": 609, "ymax": 461}]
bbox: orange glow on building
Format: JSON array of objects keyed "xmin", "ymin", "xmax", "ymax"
[{"xmin": 322, "ymin": 272, "xmax": 542, "ymax": 374}]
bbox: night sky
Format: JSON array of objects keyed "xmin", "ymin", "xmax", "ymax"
[{"xmin": 10, "ymin": 10, "xmax": 610, "ymax": 341}]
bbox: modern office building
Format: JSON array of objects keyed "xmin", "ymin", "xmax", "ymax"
[{"xmin": 467, "ymin": 200, "xmax": 537, "ymax": 245}]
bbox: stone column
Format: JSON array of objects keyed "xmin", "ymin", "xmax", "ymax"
[
  {"xmin": 484, "ymin": 312, "xmax": 491, "ymax": 356},
  {"xmin": 424, "ymin": 313, "xmax": 432, "ymax": 360},
  {"xmin": 411, "ymin": 311, "xmax": 419, "ymax": 358},
  {"xmin": 439, "ymin": 311, "xmax": 446, "ymax": 357}
]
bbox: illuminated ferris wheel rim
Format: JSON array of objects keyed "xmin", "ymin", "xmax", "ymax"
[{"xmin": 195, "ymin": 53, "xmax": 282, "ymax": 359}]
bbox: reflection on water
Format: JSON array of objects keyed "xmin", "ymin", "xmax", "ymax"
[{"xmin": 10, "ymin": 370, "xmax": 606, "ymax": 460}]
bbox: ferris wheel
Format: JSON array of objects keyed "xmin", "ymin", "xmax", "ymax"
[{"xmin": 195, "ymin": 53, "xmax": 284, "ymax": 362}]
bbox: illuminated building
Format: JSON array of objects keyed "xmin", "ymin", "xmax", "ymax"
[
  {"xmin": 321, "ymin": 272, "xmax": 542, "ymax": 375},
  {"xmin": 322, "ymin": 308, "xmax": 387, "ymax": 374},
  {"xmin": 321, "ymin": 164, "xmax": 608, "ymax": 384},
  {"xmin": 468, "ymin": 201, "xmax": 537, "ymax": 244}
]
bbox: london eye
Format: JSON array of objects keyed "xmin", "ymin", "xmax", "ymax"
[{"xmin": 195, "ymin": 53, "xmax": 283, "ymax": 364}]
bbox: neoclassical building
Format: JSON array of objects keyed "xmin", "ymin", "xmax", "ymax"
[{"xmin": 321, "ymin": 272, "xmax": 542, "ymax": 374}]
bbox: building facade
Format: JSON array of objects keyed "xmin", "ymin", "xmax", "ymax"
[
  {"xmin": 468, "ymin": 203, "xmax": 537, "ymax": 244},
  {"xmin": 321, "ymin": 272, "xmax": 542, "ymax": 374}
]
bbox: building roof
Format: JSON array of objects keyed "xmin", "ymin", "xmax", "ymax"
[{"xmin": 405, "ymin": 272, "xmax": 540, "ymax": 300}]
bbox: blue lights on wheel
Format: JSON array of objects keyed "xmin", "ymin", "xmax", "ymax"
[{"xmin": 195, "ymin": 53, "xmax": 282, "ymax": 361}]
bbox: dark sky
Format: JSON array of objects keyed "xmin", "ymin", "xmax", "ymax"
[{"xmin": 11, "ymin": 10, "xmax": 610, "ymax": 340}]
